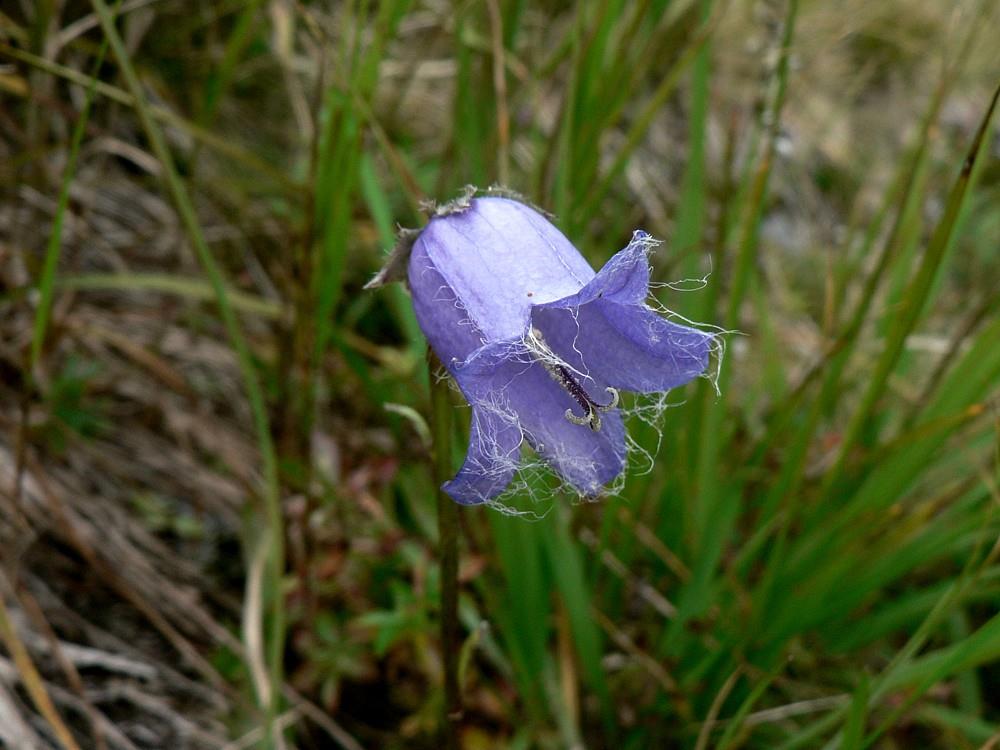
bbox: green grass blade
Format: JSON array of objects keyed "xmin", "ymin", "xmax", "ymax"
[
  {"xmin": 673, "ymin": 0, "xmax": 798, "ymax": 648},
  {"xmin": 669, "ymin": 0, "xmax": 712, "ymax": 300},
  {"xmin": 839, "ymin": 674, "xmax": 869, "ymax": 750},
  {"xmin": 30, "ymin": 2, "xmax": 120, "ymax": 371},
  {"xmin": 198, "ymin": 0, "xmax": 264, "ymax": 129},
  {"xmin": 57, "ymin": 273, "xmax": 284, "ymax": 318},
  {"xmin": 821, "ymin": 82, "xmax": 1000, "ymax": 500},
  {"xmin": 547, "ymin": 508, "xmax": 611, "ymax": 728}
]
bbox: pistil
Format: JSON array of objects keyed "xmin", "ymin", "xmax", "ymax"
[{"xmin": 529, "ymin": 327, "xmax": 620, "ymax": 431}]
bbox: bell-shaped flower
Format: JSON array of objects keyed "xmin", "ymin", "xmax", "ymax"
[{"xmin": 370, "ymin": 195, "xmax": 714, "ymax": 505}]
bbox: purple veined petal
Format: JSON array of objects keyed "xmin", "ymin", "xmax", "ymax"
[
  {"xmin": 532, "ymin": 301, "xmax": 713, "ymax": 393},
  {"xmin": 442, "ymin": 406, "xmax": 523, "ymax": 505},
  {"xmin": 408, "ymin": 235, "xmax": 489, "ymax": 367},
  {"xmin": 452, "ymin": 343, "xmax": 627, "ymax": 497},
  {"xmin": 413, "ymin": 198, "xmax": 595, "ymax": 342},
  {"xmin": 530, "ymin": 229, "xmax": 712, "ymax": 392},
  {"xmin": 532, "ymin": 230, "xmax": 653, "ymax": 311}
]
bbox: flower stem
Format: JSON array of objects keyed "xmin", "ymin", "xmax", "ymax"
[{"xmin": 428, "ymin": 350, "xmax": 462, "ymax": 749}]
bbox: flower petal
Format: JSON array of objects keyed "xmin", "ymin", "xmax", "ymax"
[
  {"xmin": 453, "ymin": 342, "xmax": 626, "ymax": 496},
  {"xmin": 533, "ymin": 230, "xmax": 653, "ymax": 310},
  {"xmin": 529, "ymin": 230, "xmax": 712, "ymax": 392},
  {"xmin": 442, "ymin": 406, "xmax": 522, "ymax": 505},
  {"xmin": 413, "ymin": 198, "xmax": 595, "ymax": 341},
  {"xmin": 407, "ymin": 238, "xmax": 488, "ymax": 367},
  {"xmin": 532, "ymin": 302, "xmax": 713, "ymax": 393}
]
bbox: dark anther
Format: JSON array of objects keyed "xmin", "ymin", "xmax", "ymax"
[{"xmin": 529, "ymin": 327, "xmax": 620, "ymax": 431}]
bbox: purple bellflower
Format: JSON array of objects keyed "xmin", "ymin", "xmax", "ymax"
[{"xmin": 368, "ymin": 194, "xmax": 714, "ymax": 505}]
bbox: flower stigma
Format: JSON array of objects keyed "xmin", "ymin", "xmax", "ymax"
[{"xmin": 528, "ymin": 327, "xmax": 620, "ymax": 432}]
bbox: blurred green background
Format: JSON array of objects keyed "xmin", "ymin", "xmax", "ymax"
[{"xmin": 1, "ymin": 0, "xmax": 999, "ymax": 748}]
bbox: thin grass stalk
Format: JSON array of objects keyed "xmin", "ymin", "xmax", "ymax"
[
  {"xmin": 669, "ymin": 0, "xmax": 712, "ymax": 273},
  {"xmin": 0, "ymin": 43, "xmax": 299, "ymax": 191},
  {"xmin": 30, "ymin": 0, "xmax": 121, "ymax": 371},
  {"xmin": 806, "ymin": 498, "xmax": 1000, "ymax": 750},
  {"xmin": 198, "ymin": 0, "xmax": 264, "ymax": 129},
  {"xmin": 781, "ymin": 20, "xmax": 987, "ymax": 507},
  {"xmin": 855, "ymin": 518, "xmax": 1000, "ymax": 746},
  {"xmin": 576, "ymin": 14, "xmax": 716, "ymax": 223},
  {"xmin": 0, "ymin": 573, "xmax": 82, "ymax": 750},
  {"xmin": 579, "ymin": 0, "xmax": 653, "ymax": 146},
  {"xmin": 774, "ymin": 316, "xmax": 1000, "ymax": 604},
  {"xmin": 722, "ymin": 0, "xmax": 796, "ymax": 333},
  {"xmin": 819, "ymin": 81, "xmax": 1000, "ymax": 503},
  {"xmin": 87, "ymin": 1, "xmax": 285, "ymax": 744},
  {"xmin": 742, "ymin": 14, "xmax": 958, "ymax": 473},
  {"xmin": 486, "ymin": 0, "xmax": 510, "ymax": 186},
  {"xmin": 19, "ymin": 0, "xmax": 121, "ymax": 568},
  {"xmin": 736, "ymin": 71, "xmax": 953, "ymax": 564},
  {"xmin": 56, "ymin": 273, "xmax": 284, "ymax": 318},
  {"xmin": 684, "ymin": 0, "xmax": 798, "ymax": 599},
  {"xmin": 694, "ymin": 667, "xmax": 742, "ymax": 750},
  {"xmin": 671, "ymin": 107, "xmax": 737, "ymax": 514},
  {"xmin": 15, "ymin": 584, "xmax": 107, "ymax": 750},
  {"xmin": 905, "ymin": 297, "xmax": 994, "ymax": 428},
  {"xmin": 714, "ymin": 666, "xmax": 781, "ymax": 749},
  {"xmin": 24, "ymin": 0, "xmax": 54, "ymax": 170},
  {"xmin": 428, "ymin": 351, "xmax": 461, "ymax": 749},
  {"xmin": 450, "ymin": 4, "xmax": 489, "ymax": 189}
]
